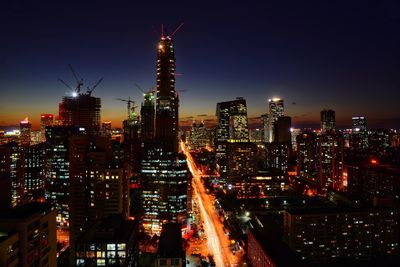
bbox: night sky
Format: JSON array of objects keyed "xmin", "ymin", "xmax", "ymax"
[{"xmin": 1, "ymin": 0, "xmax": 399, "ymax": 129}]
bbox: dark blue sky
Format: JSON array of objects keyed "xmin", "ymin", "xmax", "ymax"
[{"xmin": 1, "ymin": 0, "xmax": 399, "ymax": 128}]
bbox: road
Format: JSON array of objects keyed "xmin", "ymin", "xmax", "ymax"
[{"xmin": 181, "ymin": 142, "xmax": 242, "ymax": 267}]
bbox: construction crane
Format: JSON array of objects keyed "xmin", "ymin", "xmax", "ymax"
[
  {"xmin": 87, "ymin": 78, "xmax": 103, "ymax": 96},
  {"xmin": 68, "ymin": 64, "xmax": 83, "ymax": 93},
  {"xmin": 116, "ymin": 97, "xmax": 137, "ymax": 119}
]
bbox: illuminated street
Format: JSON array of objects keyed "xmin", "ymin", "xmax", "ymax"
[{"xmin": 182, "ymin": 142, "xmax": 242, "ymax": 267}]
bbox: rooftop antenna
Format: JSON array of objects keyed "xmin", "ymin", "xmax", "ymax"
[
  {"xmin": 161, "ymin": 24, "xmax": 164, "ymax": 38},
  {"xmin": 170, "ymin": 22, "xmax": 184, "ymax": 38}
]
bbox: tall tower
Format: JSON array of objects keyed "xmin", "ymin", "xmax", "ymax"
[
  {"xmin": 141, "ymin": 91, "xmax": 155, "ymax": 140},
  {"xmin": 19, "ymin": 118, "xmax": 32, "ymax": 147},
  {"xmin": 155, "ymin": 35, "xmax": 179, "ymax": 152},
  {"xmin": 267, "ymin": 98, "xmax": 284, "ymax": 142},
  {"xmin": 320, "ymin": 109, "xmax": 335, "ymax": 133},
  {"xmin": 40, "ymin": 114, "xmax": 54, "ymax": 142}
]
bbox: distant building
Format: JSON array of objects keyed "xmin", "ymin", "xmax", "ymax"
[
  {"xmin": 0, "ymin": 202, "xmax": 57, "ymax": 267},
  {"xmin": 140, "ymin": 92, "xmax": 155, "ymax": 141},
  {"xmin": 156, "ymin": 223, "xmax": 186, "ymax": 267},
  {"xmin": 19, "ymin": 118, "xmax": 32, "ymax": 147},
  {"xmin": 249, "ymin": 128, "xmax": 263, "ymax": 143},
  {"xmin": 40, "ymin": 114, "xmax": 54, "ymax": 142},
  {"xmin": 266, "ymin": 98, "xmax": 284, "ymax": 143},
  {"xmin": 59, "ymin": 93, "xmax": 101, "ymax": 136},
  {"xmin": 350, "ymin": 116, "xmax": 368, "ymax": 149},
  {"xmin": 75, "ymin": 215, "xmax": 139, "ymax": 267},
  {"xmin": 227, "ymin": 171, "xmax": 288, "ymax": 199},
  {"xmin": 346, "ymin": 161, "xmax": 400, "ymax": 207},
  {"xmin": 296, "ymin": 132, "xmax": 318, "ymax": 180},
  {"xmin": 189, "ymin": 121, "xmax": 208, "ymax": 150},
  {"xmin": 320, "ymin": 109, "xmax": 335, "ymax": 133},
  {"xmin": 226, "ymin": 142, "xmax": 258, "ymax": 180},
  {"xmin": 215, "ymin": 98, "xmax": 250, "ymax": 179},
  {"xmin": 317, "ymin": 133, "xmax": 344, "ymax": 191},
  {"xmin": 352, "ymin": 116, "xmax": 367, "ymax": 132},
  {"xmin": 368, "ymin": 129, "xmax": 390, "ymax": 157},
  {"xmin": 216, "ymin": 97, "xmax": 249, "ymax": 143},
  {"xmin": 265, "ymin": 116, "xmax": 292, "ymax": 172},
  {"xmin": 101, "ymin": 121, "xmax": 112, "ymax": 139}
]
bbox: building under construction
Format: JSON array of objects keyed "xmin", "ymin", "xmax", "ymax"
[{"xmin": 59, "ymin": 93, "xmax": 101, "ymax": 136}]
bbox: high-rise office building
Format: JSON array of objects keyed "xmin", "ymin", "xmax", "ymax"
[
  {"xmin": 69, "ymin": 135, "xmax": 128, "ymax": 264},
  {"xmin": 0, "ymin": 142, "xmax": 24, "ymax": 208},
  {"xmin": 266, "ymin": 98, "xmax": 284, "ymax": 143},
  {"xmin": 45, "ymin": 126, "xmax": 81, "ymax": 228},
  {"xmin": 317, "ymin": 133, "xmax": 344, "ymax": 191},
  {"xmin": 123, "ymin": 106, "xmax": 141, "ymax": 175},
  {"xmin": 352, "ymin": 116, "xmax": 367, "ymax": 132},
  {"xmin": 320, "ymin": 109, "xmax": 335, "ymax": 133},
  {"xmin": 350, "ymin": 116, "xmax": 368, "ymax": 149},
  {"xmin": 140, "ymin": 142, "xmax": 189, "ymax": 235},
  {"xmin": 23, "ymin": 143, "xmax": 45, "ymax": 203},
  {"xmin": 140, "ymin": 92, "xmax": 155, "ymax": 141},
  {"xmin": 266, "ymin": 116, "xmax": 292, "ymax": 172},
  {"xmin": 59, "ymin": 93, "xmax": 101, "ymax": 136},
  {"xmin": 216, "ymin": 97, "xmax": 249, "ymax": 143},
  {"xmin": 296, "ymin": 131, "xmax": 318, "ymax": 180},
  {"xmin": 19, "ymin": 118, "xmax": 32, "ymax": 147},
  {"xmin": 40, "ymin": 114, "xmax": 54, "ymax": 142},
  {"xmin": 155, "ymin": 35, "xmax": 179, "ymax": 152},
  {"xmin": 189, "ymin": 121, "xmax": 208, "ymax": 150},
  {"xmin": 215, "ymin": 98, "xmax": 250, "ymax": 179}
]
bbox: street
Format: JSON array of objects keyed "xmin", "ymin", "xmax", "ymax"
[{"xmin": 182, "ymin": 142, "xmax": 243, "ymax": 267}]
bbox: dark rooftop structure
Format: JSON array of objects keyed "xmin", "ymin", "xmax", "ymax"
[
  {"xmin": 157, "ymin": 223, "xmax": 186, "ymax": 267},
  {"xmin": 0, "ymin": 202, "xmax": 53, "ymax": 220}
]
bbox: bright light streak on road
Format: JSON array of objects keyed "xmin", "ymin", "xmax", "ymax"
[{"xmin": 181, "ymin": 142, "xmax": 225, "ymax": 267}]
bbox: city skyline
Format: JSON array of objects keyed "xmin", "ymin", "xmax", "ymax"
[{"xmin": 1, "ymin": 0, "xmax": 400, "ymax": 129}]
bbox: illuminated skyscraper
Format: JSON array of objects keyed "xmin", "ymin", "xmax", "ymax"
[
  {"xmin": 320, "ymin": 109, "xmax": 335, "ymax": 133},
  {"xmin": 45, "ymin": 126, "xmax": 82, "ymax": 228},
  {"xmin": 215, "ymin": 98, "xmax": 250, "ymax": 178},
  {"xmin": 265, "ymin": 98, "xmax": 284, "ymax": 143},
  {"xmin": 297, "ymin": 131, "xmax": 318, "ymax": 180},
  {"xmin": 40, "ymin": 114, "xmax": 54, "ymax": 142},
  {"xmin": 140, "ymin": 142, "xmax": 189, "ymax": 235},
  {"xmin": 216, "ymin": 97, "xmax": 249, "ymax": 142},
  {"xmin": 155, "ymin": 35, "xmax": 179, "ymax": 152},
  {"xmin": 19, "ymin": 118, "xmax": 31, "ymax": 146},
  {"xmin": 317, "ymin": 133, "xmax": 344, "ymax": 191},
  {"xmin": 141, "ymin": 92, "xmax": 155, "ymax": 140},
  {"xmin": 0, "ymin": 142, "xmax": 24, "ymax": 208},
  {"xmin": 352, "ymin": 116, "xmax": 367, "ymax": 132},
  {"xmin": 23, "ymin": 143, "xmax": 45, "ymax": 203},
  {"xmin": 350, "ymin": 116, "xmax": 368, "ymax": 149},
  {"xmin": 140, "ymin": 31, "xmax": 190, "ymax": 235}
]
